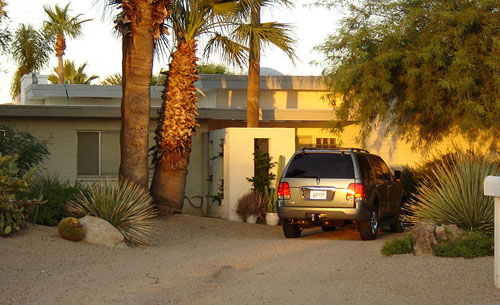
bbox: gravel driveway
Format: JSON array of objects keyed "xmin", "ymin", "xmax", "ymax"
[{"xmin": 1, "ymin": 214, "xmax": 499, "ymax": 305}]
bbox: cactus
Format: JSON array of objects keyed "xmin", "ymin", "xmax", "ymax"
[{"xmin": 58, "ymin": 217, "xmax": 84, "ymax": 241}]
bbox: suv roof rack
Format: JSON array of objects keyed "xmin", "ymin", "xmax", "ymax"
[{"xmin": 299, "ymin": 147, "xmax": 369, "ymax": 154}]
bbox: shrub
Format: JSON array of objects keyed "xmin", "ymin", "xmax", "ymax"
[
  {"xmin": 0, "ymin": 125, "xmax": 50, "ymax": 175},
  {"xmin": 0, "ymin": 153, "xmax": 40, "ymax": 236},
  {"xmin": 236, "ymin": 191, "xmax": 266, "ymax": 221},
  {"xmin": 408, "ymin": 151, "xmax": 500, "ymax": 235},
  {"xmin": 247, "ymin": 149, "xmax": 276, "ymax": 194},
  {"xmin": 58, "ymin": 217, "xmax": 84, "ymax": 241},
  {"xmin": 27, "ymin": 176, "xmax": 84, "ymax": 226},
  {"xmin": 433, "ymin": 231, "xmax": 493, "ymax": 258},
  {"xmin": 65, "ymin": 179, "xmax": 157, "ymax": 246},
  {"xmin": 381, "ymin": 234, "xmax": 413, "ymax": 256}
]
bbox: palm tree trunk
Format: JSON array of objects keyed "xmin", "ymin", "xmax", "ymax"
[
  {"xmin": 151, "ymin": 36, "xmax": 199, "ymax": 215},
  {"xmin": 119, "ymin": 0, "xmax": 155, "ymax": 189},
  {"xmin": 247, "ymin": 4, "xmax": 261, "ymax": 128},
  {"xmin": 55, "ymin": 34, "xmax": 66, "ymax": 85}
]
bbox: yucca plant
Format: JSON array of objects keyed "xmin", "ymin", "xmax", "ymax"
[
  {"xmin": 408, "ymin": 152, "xmax": 500, "ymax": 235},
  {"xmin": 66, "ymin": 179, "xmax": 157, "ymax": 246}
]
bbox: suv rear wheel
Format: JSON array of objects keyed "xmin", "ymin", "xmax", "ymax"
[
  {"xmin": 282, "ymin": 219, "xmax": 302, "ymax": 238},
  {"xmin": 359, "ymin": 208, "xmax": 379, "ymax": 240}
]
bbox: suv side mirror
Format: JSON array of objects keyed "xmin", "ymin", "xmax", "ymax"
[{"xmin": 394, "ymin": 170, "xmax": 402, "ymax": 182}]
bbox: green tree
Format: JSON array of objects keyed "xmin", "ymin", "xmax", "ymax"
[
  {"xmin": 197, "ymin": 62, "xmax": 231, "ymax": 74},
  {"xmin": 241, "ymin": 0, "xmax": 296, "ymax": 127},
  {"xmin": 98, "ymin": 0, "xmax": 172, "ymax": 189},
  {"xmin": 99, "ymin": 72, "xmax": 166, "ymax": 85},
  {"xmin": 151, "ymin": 0, "xmax": 252, "ymax": 214},
  {"xmin": 10, "ymin": 24, "xmax": 51, "ymax": 99},
  {"xmin": 48, "ymin": 59, "xmax": 98, "ymax": 84},
  {"xmin": 317, "ymin": 0, "xmax": 500, "ymax": 146},
  {"xmin": 0, "ymin": 0, "xmax": 11, "ymax": 55},
  {"xmin": 43, "ymin": 3, "xmax": 91, "ymax": 85}
]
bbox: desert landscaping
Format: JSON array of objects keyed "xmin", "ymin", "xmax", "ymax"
[{"xmin": 2, "ymin": 214, "xmax": 500, "ymax": 305}]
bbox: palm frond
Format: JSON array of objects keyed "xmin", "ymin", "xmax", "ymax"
[{"xmin": 203, "ymin": 32, "xmax": 248, "ymax": 67}]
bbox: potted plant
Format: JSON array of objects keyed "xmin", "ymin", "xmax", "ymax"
[
  {"xmin": 236, "ymin": 191, "xmax": 266, "ymax": 223},
  {"xmin": 264, "ymin": 155, "xmax": 284, "ymax": 226}
]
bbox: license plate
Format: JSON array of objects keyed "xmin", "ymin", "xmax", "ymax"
[{"xmin": 310, "ymin": 190, "xmax": 327, "ymax": 200}]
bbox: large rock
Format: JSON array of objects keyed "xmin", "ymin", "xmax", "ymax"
[
  {"xmin": 79, "ymin": 216, "xmax": 125, "ymax": 248},
  {"xmin": 411, "ymin": 221, "xmax": 438, "ymax": 255},
  {"xmin": 435, "ymin": 224, "xmax": 463, "ymax": 242}
]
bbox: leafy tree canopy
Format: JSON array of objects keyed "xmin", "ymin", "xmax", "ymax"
[
  {"xmin": 197, "ymin": 62, "xmax": 232, "ymax": 74},
  {"xmin": 318, "ymin": 0, "xmax": 500, "ymax": 146}
]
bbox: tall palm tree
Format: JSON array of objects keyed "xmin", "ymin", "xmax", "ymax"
[
  {"xmin": 48, "ymin": 59, "xmax": 99, "ymax": 84},
  {"xmin": 243, "ymin": 0, "xmax": 295, "ymax": 127},
  {"xmin": 151, "ymin": 0, "xmax": 249, "ymax": 214},
  {"xmin": 97, "ymin": 0, "xmax": 172, "ymax": 188},
  {"xmin": 43, "ymin": 3, "xmax": 91, "ymax": 85},
  {"xmin": 10, "ymin": 24, "xmax": 51, "ymax": 99}
]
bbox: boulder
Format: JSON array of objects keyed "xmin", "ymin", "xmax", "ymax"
[
  {"xmin": 79, "ymin": 216, "xmax": 126, "ymax": 248},
  {"xmin": 435, "ymin": 224, "xmax": 463, "ymax": 242},
  {"xmin": 411, "ymin": 221, "xmax": 437, "ymax": 255}
]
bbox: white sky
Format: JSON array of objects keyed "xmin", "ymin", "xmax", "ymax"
[{"xmin": 0, "ymin": 0, "xmax": 341, "ymax": 103}]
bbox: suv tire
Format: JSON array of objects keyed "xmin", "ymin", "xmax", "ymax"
[
  {"xmin": 359, "ymin": 208, "xmax": 379, "ymax": 240},
  {"xmin": 321, "ymin": 226, "xmax": 336, "ymax": 232},
  {"xmin": 283, "ymin": 219, "xmax": 302, "ymax": 238},
  {"xmin": 390, "ymin": 212, "xmax": 404, "ymax": 233}
]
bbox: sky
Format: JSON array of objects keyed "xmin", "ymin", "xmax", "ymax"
[{"xmin": 0, "ymin": 0, "xmax": 342, "ymax": 104}]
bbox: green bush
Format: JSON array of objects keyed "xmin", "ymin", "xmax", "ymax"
[
  {"xmin": 433, "ymin": 231, "xmax": 493, "ymax": 258},
  {"xmin": 408, "ymin": 151, "xmax": 500, "ymax": 235},
  {"xmin": 27, "ymin": 176, "xmax": 84, "ymax": 226},
  {"xmin": 0, "ymin": 125, "xmax": 50, "ymax": 175},
  {"xmin": 381, "ymin": 234, "xmax": 413, "ymax": 256},
  {"xmin": 247, "ymin": 150, "xmax": 276, "ymax": 194},
  {"xmin": 65, "ymin": 179, "xmax": 157, "ymax": 246},
  {"xmin": 0, "ymin": 153, "xmax": 40, "ymax": 236}
]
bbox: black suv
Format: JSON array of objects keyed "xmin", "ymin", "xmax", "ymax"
[{"xmin": 277, "ymin": 148, "xmax": 404, "ymax": 240}]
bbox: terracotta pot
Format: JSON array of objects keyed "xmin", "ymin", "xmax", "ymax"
[{"xmin": 265, "ymin": 213, "xmax": 280, "ymax": 226}]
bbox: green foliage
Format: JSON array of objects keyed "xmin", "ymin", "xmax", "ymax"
[
  {"xmin": 27, "ymin": 176, "xmax": 84, "ymax": 226},
  {"xmin": 197, "ymin": 62, "xmax": 231, "ymax": 74},
  {"xmin": 247, "ymin": 150, "xmax": 276, "ymax": 194},
  {"xmin": 381, "ymin": 233, "xmax": 413, "ymax": 256},
  {"xmin": 0, "ymin": 125, "xmax": 50, "ymax": 175},
  {"xmin": 58, "ymin": 217, "xmax": 84, "ymax": 241},
  {"xmin": 236, "ymin": 191, "xmax": 266, "ymax": 221},
  {"xmin": 0, "ymin": 153, "xmax": 39, "ymax": 236},
  {"xmin": 408, "ymin": 151, "xmax": 500, "ymax": 235},
  {"xmin": 264, "ymin": 155, "xmax": 284, "ymax": 213},
  {"xmin": 65, "ymin": 179, "xmax": 157, "ymax": 246},
  {"xmin": 433, "ymin": 231, "xmax": 493, "ymax": 259},
  {"xmin": 99, "ymin": 73, "xmax": 122, "ymax": 85},
  {"xmin": 48, "ymin": 59, "xmax": 98, "ymax": 84},
  {"xmin": 318, "ymin": 0, "xmax": 500, "ymax": 146},
  {"xmin": 10, "ymin": 23, "xmax": 52, "ymax": 98}
]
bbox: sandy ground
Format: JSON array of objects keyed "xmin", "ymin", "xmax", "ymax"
[{"xmin": 1, "ymin": 214, "xmax": 500, "ymax": 305}]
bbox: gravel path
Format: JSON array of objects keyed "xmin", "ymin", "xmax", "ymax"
[{"xmin": 1, "ymin": 214, "xmax": 499, "ymax": 305}]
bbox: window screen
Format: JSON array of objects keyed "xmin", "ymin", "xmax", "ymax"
[
  {"xmin": 101, "ymin": 132, "xmax": 120, "ymax": 175},
  {"xmin": 77, "ymin": 132, "xmax": 99, "ymax": 175},
  {"xmin": 284, "ymin": 153, "xmax": 354, "ymax": 178},
  {"xmin": 315, "ymin": 138, "xmax": 337, "ymax": 149}
]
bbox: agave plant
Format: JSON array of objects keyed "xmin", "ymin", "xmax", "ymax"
[
  {"xmin": 408, "ymin": 152, "xmax": 500, "ymax": 235},
  {"xmin": 66, "ymin": 179, "xmax": 157, "ymax": 246}
]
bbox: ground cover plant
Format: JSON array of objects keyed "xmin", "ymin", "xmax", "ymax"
[
  {"xmin": 65, "ymin": 179, "xmax": 157, "ymax": 246},
  {"xmin": 407, "ymin": 151, "xmax": 499, "ymax": 235},
  {"xmin": 27, "ymin": 176, "xmax": 84, "ymax": 226},
  {"xmin": 434, "ymin": 231, "xmax": 493, "ymax": 259},
  {"xmin": 381, "ymin": 234, "xmax": 413, "ymax": 256}
]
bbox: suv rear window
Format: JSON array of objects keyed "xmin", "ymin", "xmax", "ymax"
[{"xmin": 284, "ymin": 153, "xmax": 355, "ymax": 178}]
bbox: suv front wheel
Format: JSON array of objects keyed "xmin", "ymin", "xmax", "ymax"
[
  {"xmin": 282, "ymin": 219, "xmax": 302, "ymax": 238},
  {"xmin": 359, "ymin": 208, "xmax": 379, "ymax": 240}
]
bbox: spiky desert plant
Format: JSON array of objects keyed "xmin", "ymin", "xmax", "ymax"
[
  {"xmin": 408, "ymin": 152, "xmax": 500, "ymax": 235},
  {"xmin": 58, "ymin": 217, "xmax": 84, "ymax": 241},
  {"xmin": 65, "ymin": 179, "xmax": 157, "ymax": 246}
]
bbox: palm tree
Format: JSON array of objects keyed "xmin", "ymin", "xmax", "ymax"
[
  {"xmin": 243, "ymin": 0, "xmax": 295, "ymax": 127},
  {"xmin": 48, "ymin": 59, "xmax": 99, "ymax": 84},
  {"xmin": 43, "ymin": 3, "xmax": 91, "ymax": 85},
  {"xmin": 10, "ymin": 24, "xmax": 51, "ymax": 99},
  {"xmin": 97, "ymin": 0, "xmax": 172, "ymax": 189},
  {"xmin": 0, "ymin": 0, "xmax": 11, "ymax": 55},
  {"xmin": 151, "ymin": 0, "xmax": 249, "ymax": 214}
]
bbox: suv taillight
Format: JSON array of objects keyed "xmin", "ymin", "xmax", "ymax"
[
  {"xmin": 277, "ymin": 182, "xmax": 290, "ymax": 200},
  {"xmin": 347, "ymin": 183, "xmax": 365, "ymax": 201}
]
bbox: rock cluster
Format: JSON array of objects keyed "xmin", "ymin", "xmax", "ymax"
[{"xmin": 410, "ymin": 222, "xmax": 463, "ymax": 255}]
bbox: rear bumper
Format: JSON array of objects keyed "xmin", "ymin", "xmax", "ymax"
[{"xmin": 277, "ymin": 200, "xmax": 373, "ymax": 222}]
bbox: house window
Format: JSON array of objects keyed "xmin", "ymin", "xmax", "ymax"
[
  {"xmin": 77, "ymin": 131, "xmax": 120, "ymax": 176},
  {"xmin": 315, "ymin": 137, "xmax": 337, "ymax": 149}
]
